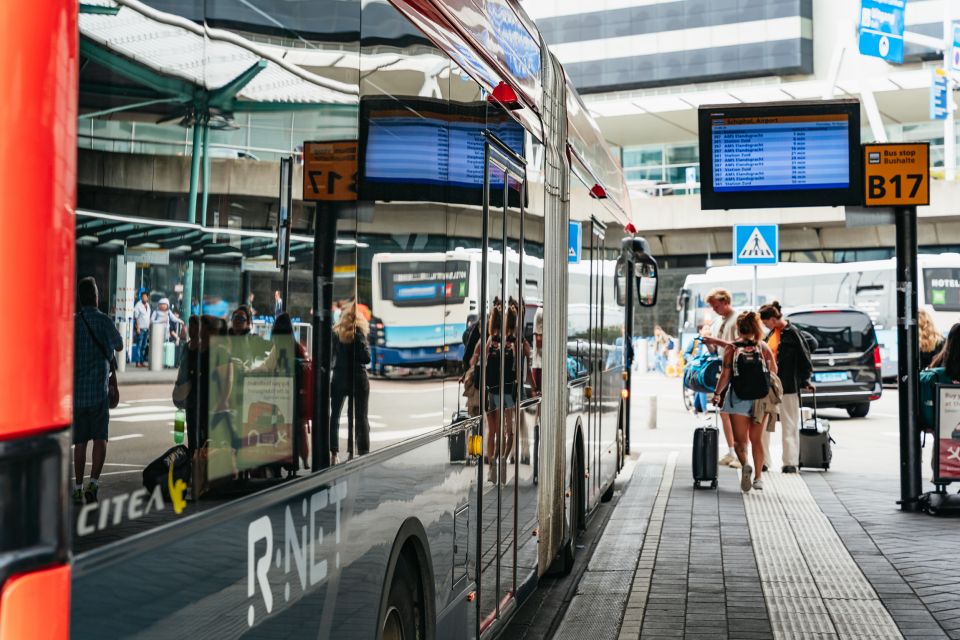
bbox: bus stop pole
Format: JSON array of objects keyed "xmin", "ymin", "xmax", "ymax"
[
  {"xmin": 896, "ymin": 205, "xmax": 922, "ymax": 512},
  {"xmin": 312, "ymin": 204, "xmax": 337, "ymax": 471},
  {"xmin": 623, "ymin": 246, "xmax": 634, "ymax": 455}
]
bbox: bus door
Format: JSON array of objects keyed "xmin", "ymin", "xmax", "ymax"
[
  {"xmin": 587, "ymin": 221, "xmax": 605, "ymax": 499},
  {"xmin": 478, "ymin": 137, "xmax": 525, "ymax": 632}
]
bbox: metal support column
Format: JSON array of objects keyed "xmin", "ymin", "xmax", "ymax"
[
  {"xmin": 944, "ymin": 1, "xmax": 956, "ymax": 182},
  {"xmin": 896, "ymin": 205, "xmax": 922, "ymax": 512},
  {"xmin": 623, "ymin": 245, "xmax": 634, "ymax": 456},
  {"xmin": 182, "ymin": 121, "xmax": 204, "ymax": 321},
  {"xmin": 200, "ymin": 122, "xmax": 211, "ymax": 224},
  {"xmin": 311, "ymin": 205, "xmax": 337, "ymax": 471}
]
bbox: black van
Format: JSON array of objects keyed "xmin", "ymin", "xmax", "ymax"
[{"xmin": 786, "ymin": 305, "xmax": 883, "ymax": 418}]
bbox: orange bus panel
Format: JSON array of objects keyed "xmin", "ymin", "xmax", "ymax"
[
  {"xmin": 0, "ymin": 565, "xmax": 71, "ymax": 640},
  {"xmin": 0, "ymin": 0, "xmax": 78, "ymax": 439}
]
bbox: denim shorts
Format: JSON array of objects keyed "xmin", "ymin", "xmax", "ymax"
[
  {"xmin": 487, "ymin": 391, "xmax": 517, "ymax": 410},
  {"xmin": 722, "ymin": 388, "xmax": 754, "ymax": 418}
]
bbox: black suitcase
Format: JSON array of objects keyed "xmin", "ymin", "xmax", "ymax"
[
  {"xmin": 448, "ymin": 409, "xmax": 471, "ymax": 462},
  {"xmin": 693, "ymin": 412, "xmax": 719, "ymax": 489},
  {"xmin": 798, "ymin": 388, "xmax": 834, "ymax": 470},
  {"xmin": 142, "ymin": 444, "xmax": 191, "ymax": 499}
]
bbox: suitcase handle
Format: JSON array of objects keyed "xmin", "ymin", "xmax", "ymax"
[{"xmin": 804, "ymin": 385, "xmax": 818, "ymax": 423}]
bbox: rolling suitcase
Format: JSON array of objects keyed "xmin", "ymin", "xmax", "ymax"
[
  {"xmin": 798, "ymin": 388, "xmax": 834, "ymax": 470},
  {"xmin": 693, "ymin": 410, "xmax": 719, "ymax": 489},
  {"xmin": 163, "ymin": 341, "xmax": 176, "ymax": 368},
  {"xmin": 448, "ymin": 384, "xmax": 474, "ymax": 463}
]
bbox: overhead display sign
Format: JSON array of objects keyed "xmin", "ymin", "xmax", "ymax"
[
  {"xmin": 733, "ymin": 225, "xmax": 779, "ymax": 266},
  {"xmin": 302, "ymin": 141, "xmax": 358, "ymax": 202},
  {"xmin": 359, "ymin": 98, "xmax": 524, "ymax": 206},
  {"xmin": 863, "ymin": 143, "xmax": 929, "ymax": 207},
  {"xmin": 931, "ymin": 69, "xmax": 949, "ymax": 121},
  {"xmin": 858, "ymin": 0, "xmax": 905, "ymax": 64},
  {"xmin": 125, "ymin": 248, "xmax": 170, "ymax": 265},
  {"xmin": 568, "ymin": 221, "xmax": 582, "ymax": 264},
  {"xmin": 698, "ymin": 100, "xmax": 862, "ymax": 210}
]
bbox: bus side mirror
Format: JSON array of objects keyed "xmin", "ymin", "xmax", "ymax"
[{"xmin": 635, "ymin": 257, "xmax": 659, "ymax": 308}]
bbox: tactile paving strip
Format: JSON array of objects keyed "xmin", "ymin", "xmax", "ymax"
[{"xmin": 742, "ymin": 472, "xmax": 904, "ymax": 640}]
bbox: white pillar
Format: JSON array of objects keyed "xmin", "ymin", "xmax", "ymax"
[{"xmin": 150, "ymin": 323, "xmax": 166, "ymax": 371}]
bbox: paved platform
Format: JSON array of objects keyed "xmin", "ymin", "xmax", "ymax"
[{"xmin": 554, "ymin": 452, "xmax": 960, "ymax": 640}]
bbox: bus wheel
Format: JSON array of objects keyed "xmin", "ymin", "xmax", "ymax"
[
  {"xmin": 381, "ymin": 552, "xmax": 421, "ymax": 640},
  {"xmin": 601, "ymin": 481, "xmax": 615, "ymax": 503}
]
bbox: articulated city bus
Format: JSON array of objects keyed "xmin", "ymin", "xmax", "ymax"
[
  {"xmin": 678, "ymin": 254, "xmax": 960, "ymax": 380},
  {"xmin": 0, "ymin": 1, "xmax": 659, "ymax": 639}
]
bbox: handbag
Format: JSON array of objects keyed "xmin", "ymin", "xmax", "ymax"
[
  {"xmin": 79, "ymin": 309, "xmax": 120, "ymax": 409},
  {"xmin": 683, "ymin": 352, "xmax": 722, "ymax": 393}
]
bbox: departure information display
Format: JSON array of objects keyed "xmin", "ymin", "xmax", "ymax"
[
  {"xmin": 711, "ymin": 114, "xmax": 850, "ymax": 192},
  {"xmin": 698, "ymin": 100, "xmax": 861, "ymax": 209}
]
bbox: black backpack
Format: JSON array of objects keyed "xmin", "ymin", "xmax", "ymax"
[
  {"xmin": 731, "ymin": 341, "xmax": 770, "ymax": 401},
  {"xmin": 485, "ymin": 337, "xmax": 517, "ymax": 390}
]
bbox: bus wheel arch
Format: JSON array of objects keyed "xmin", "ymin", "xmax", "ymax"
[
  {"xmin": 378, "ymin": 518, "xmax": 436, "ymax": 640},
  {"xmin": 570, "ymin": 422, "xmax": 586, "ymax": 532}
]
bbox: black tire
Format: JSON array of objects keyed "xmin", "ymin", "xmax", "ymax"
[
  {"xmin": 846, "ymin": 403, "xmax": 870, "ymax": 418},
  {"xmin": 550, "ymin": 537, "xmax": 576, "ymax": 576},
  {"xmin": 694, "ymin": 481, "xmax": 700, "ymax": 489},
  {"xmin": 381, "ymin": 552, "xmax": 422, "ymax": 640},
  {"xmin": 710, "ymin": 480, "xmax": 718, "ymax": 489}
]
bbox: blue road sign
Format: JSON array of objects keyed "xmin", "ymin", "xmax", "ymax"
[
  {"xmin": 568, "ymin": 221, "xmax": 582, "ymax": 264},
  {"xmin": 733, "ymin": 225, "xmax": 779, "ymax": 266},
  {"xmin": 859, "ymin": 0, "xmax": 905, "ymax": 64},
  {"xmin": 932, "ymin": 70, "xmax": 949, "ymax": 120}
]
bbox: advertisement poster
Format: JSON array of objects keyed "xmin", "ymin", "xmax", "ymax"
[
  {"xmin": 936, "ymin": 384, "xmax": 960, "ymax": 481},
  {"xmin": 238, "ymin": 376, "xmax": 294, "ymax": 470}
]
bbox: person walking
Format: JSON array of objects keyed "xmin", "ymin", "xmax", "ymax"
[
  {"xmin": 759, "ymin": 301, "xmax": 812, "ymax": 473},
  {"xmin": 653, "ymin": 325, "xmax": 674, "ymax": 374},
  {"xmin": 685, "ymin": 321, "xmax": 713, "ymax": 414},
  {"xmin": 133, "ymin": 290, "xmax": 151, "ymax": 367},
  {"xmin": 73, "ymin": 277, "xmax": 124, "ymax": 504},
  {"xmin": 711, "ymin": 311, "xmax": 777, "ymax": 492},
  {"xmin": 919, "ymin": 308, "xmax": 945, "ymax": 371},
  {"xmin": 705, "ymin": 288, "xmax": 742, "ymax": 469},
  {"xmin": 330, "ymin": 302, "xmax": 371, "ymax": 464}
]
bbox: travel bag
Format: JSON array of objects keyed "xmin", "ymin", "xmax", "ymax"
[
  {"xmin": 142, "ymin": 444, "xmax": 191, "ymax": 499},
  {"xmin": 798, "ymin": 387, "xmax": 834, "ymax": 470},
  {"xmin": 683, "ymin": 353, "xmax": 721, "ymax": 393},
  {"xmin": 448, "ymin": 383, "xmax": 475, "ymax": 463},
  {"xmin": 163, "ymin": 341, "xmax": 176, "ymax": 368},
  {"xmin": 693, "ymin": 410, "xmax": 719, "ymax": 489}
]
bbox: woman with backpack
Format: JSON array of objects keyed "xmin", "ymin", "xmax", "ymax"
[
  {"xmin": 759, "ymin": 301, "xmax": 813, "ymax": 474},
  {"xmin": 470, "ymin": 298, "xmax": 530, "ymax": 483},
  {"xmin": 710, "ymin": 311, "xmax": 778, "ymax": 492}
]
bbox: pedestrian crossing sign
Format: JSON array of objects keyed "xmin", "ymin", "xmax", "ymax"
[{"xmin": 733, "ymin": 224, "xmax": 778, "ymax": 266}]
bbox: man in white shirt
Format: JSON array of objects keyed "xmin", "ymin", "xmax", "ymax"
[
  {"xmin": 132, "ymin": 291, "xmax": 151, "ymax": 368},
  {"xmin": 706, "ymin": 288, "xmax": 742, "ymax": 469}
]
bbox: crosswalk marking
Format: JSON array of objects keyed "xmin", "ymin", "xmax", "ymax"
[{"xmin": 109, "ymin": 434, "xmax": 143, "ymax": 442}]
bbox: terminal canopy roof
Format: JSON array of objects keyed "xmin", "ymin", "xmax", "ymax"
[{"xmin": 78, "ymin": 0, "xmax": 358, "ymax": 122}]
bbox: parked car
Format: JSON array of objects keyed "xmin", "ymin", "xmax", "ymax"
[{"xmin": 786, "ymin": 305, "xmax": 883, "ymax": 418}]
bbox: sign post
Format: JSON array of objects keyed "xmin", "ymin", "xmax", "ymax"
[
  {"xmin": 733, "ymin": 224, "xmax": 779, "ymax": 308},
  {"xmin": 863, "ymin": 142, "xmax": 929, "ymax": 512}
]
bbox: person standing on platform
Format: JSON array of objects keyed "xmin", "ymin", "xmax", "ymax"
[
  {"xmin": 274, "ymin": 290, "xmax": 284, "ymax": 318},
  {"xmin": 330, "ymin": 302, "xmax": 371, "ymax": 464},
  {"xmin": 705, "ymin": 288, "xmax": 742, "ymax": 469},
  {"xmin": 133, "ymin": 290, "xmax": 151, "ymax": 367},
  {"xmin": 73, "ymin": 277, "xmax": 123, "ymax": 504},
  {"xmin": 919, "ymin": 308, "xmax": 945, "ymax": 371},
  {"xmin": 759, "ymin": 301, "xmax": 812, "ymax": 474}
]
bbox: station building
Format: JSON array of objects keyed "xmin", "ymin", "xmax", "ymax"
[{"xmin": 526, "ymin": 0, "xmax": 960, "ymax": 328}]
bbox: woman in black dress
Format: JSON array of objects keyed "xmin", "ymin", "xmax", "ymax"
[{"xmin": 329, "ymin": 302, "xmax": 371, "ymax": 464}]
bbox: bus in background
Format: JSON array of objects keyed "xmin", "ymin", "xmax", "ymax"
[
  {"xmin": 370, "ymin": 249, "xmax": 544, "ymax": 376},
  {"xmin": 0, "ymin": 1, "xmax": 660, "ymax": 638},
  {"xmin": 678, "ymin": 254, "xmax": 960, "ymax": 380}
]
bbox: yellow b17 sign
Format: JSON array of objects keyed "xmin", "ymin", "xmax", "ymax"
[
  {"xmin": 302, "ymin": 141, "xmax": 358, "ymax": 202},
  {"xmin": 863, "ymin": 143, "xmax": 929, "ymax": 207}
]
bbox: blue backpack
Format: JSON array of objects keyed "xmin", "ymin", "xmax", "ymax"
[{"xmin": 920, "ymin": 367, "xmax": 955, "ymax": 432}]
